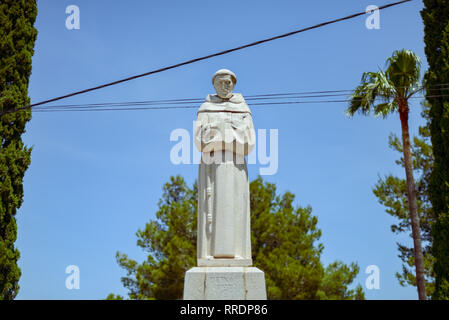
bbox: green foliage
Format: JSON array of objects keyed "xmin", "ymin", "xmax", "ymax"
[
  {"xmin": 0, "ymin": 0, "xmax": 38, "ymax": 300},
  {"xmin": 110, "ymin": 175, "xmax": 364, "ymax": 300},
  {"xmin": 346, "ymin": 49, "xmax": 422, "ymax": 118},
  {"xmin": 421, "ymin": 0, "xmax": 449, "ymax": 300},
  {"xmin": 249, "ymin": 176, "xmax": 363, "ymax": 300},
  {"xmin": 106, "ymin": 294, "xmax": 124, "ymax": 300},
  {"xmin": 373, "ymin": 103, "xmax": 435, "ymax": 298},
  {"xmin": 115, "ymin": 176, "xmax": 197, "ymax": 300},
  {"xmin": 317, "ymin": 261, "xmax": 364, "ymax": 300}
]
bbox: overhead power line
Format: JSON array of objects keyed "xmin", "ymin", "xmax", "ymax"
[
  {"xmin": 31, "ymin": 83, "xmax": 449, "ymax": 112},
  {"xmin": 0, "ymin": 0, "xmax": 412, "ymax": 117},
  {"xmin": 33, "ymin": 83, "xmax": 449, "ymax": 111},
  {"xmin": 32, "ymin": 94, "xmax": 449, "ymax": 113}
]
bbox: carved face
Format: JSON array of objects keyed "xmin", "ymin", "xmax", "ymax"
[{"xmin": 213, "ymin": 74, "xmax": 235, "ymax": 99}]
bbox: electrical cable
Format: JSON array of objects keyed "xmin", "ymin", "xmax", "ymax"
[
  {"xmin": 31, "ymin": 83, "xmax": 449, "ymax": 111},
  {"xmin": 0, "ymin": 0, "xmax": 412, "ymax": 116},
  {"xmin": 31, "ymin": 93, "xmax": 449, "ymax": 113}
]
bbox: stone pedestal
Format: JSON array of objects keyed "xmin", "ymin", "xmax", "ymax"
[{"xmin": 183, "ymin": 267, "xmax": 267, "ymax": 300}]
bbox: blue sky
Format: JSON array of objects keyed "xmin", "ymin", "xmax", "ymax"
[{"xmin": 16, "ymin": 0, "xmax": 427, "ymax": 299}]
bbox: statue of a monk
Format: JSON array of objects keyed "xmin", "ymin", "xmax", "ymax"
[{"xmin": 194, "ymin": 69, "xmax": 256, "ymax": 266}]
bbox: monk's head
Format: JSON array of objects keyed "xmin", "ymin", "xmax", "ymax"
[{"xmin": 212, "ymin": 69, "xmax": 236, "ymax": 99}]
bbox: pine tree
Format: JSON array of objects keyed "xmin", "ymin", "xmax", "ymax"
[
  {"xmin": 421, "ymin": 0, "xmax": 449, "ymax": 300},
  {"xmin": 114, "ymin": 176, "xmax": 197, "ymax": 300},
  {"xmin": 249, "ymin": 176, "xmax": 364, "ymax": 300},
  {"xmin": 109, "ymin": 175, "xmax": 364, "ymax": 300},
  {"xmin": 0, "ymin": 0, "xmax": 38, "ymax": 300}
]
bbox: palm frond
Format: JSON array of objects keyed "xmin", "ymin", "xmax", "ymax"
[
  {"xmin": 386, "ymin": 49, "xmax": 421, "ymax": 98},
  {"xmin": 374, "ymin": 101, "xmax": 397, "ymax": 118},
  {"xmin": 346, "ymin": 71, "xmax": 396, "ymax": 117},
  {"xmin": 347, "ymin": 49, "xmax": 422, "ymax": 118}
]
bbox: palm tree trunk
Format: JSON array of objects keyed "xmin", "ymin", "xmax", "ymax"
[{"xmin": 398, "ymin": 98, "xmax": 427, "ymax": 300}]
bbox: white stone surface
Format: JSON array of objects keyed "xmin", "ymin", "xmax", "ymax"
[
  {"xmin": 194, "ymin": 69, "xmax": 256, "ymax": 265},
  {"xmin": 183, "ymin": 70, "xmax": 266, "ymax": 301},
  {"xmin": 183, "ymin": 267, "xmax": 267, "ymax": 300},
  {"xmin": 198, "ymin": 257, "xmax": 252, "ymax": 267}
]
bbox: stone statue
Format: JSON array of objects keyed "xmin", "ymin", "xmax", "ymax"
[
  {"xmin": 194, "ymin": 69, "xmax": 256, "ymax": 266},
  {"xmin": 184, "ymin": 70, "xmax": 266, "ymax": 300}
]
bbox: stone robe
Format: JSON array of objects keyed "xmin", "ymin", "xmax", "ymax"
[{"xmin": 194, "ymin": 93, "xmax": 256, "ymax": 265}]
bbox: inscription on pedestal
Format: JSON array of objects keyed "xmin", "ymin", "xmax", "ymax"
[{"xmin": 184, "ymin": 267, "xmax": 266, "ymax": 300}]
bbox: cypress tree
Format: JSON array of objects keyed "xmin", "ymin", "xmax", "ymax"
[
  {"xmin": 421, "ymin": 0, "xmax": 449, "ymax": 300},
  {"xmin": 0, "ymin": 0, "xmax": 38, "ymax": 299}
]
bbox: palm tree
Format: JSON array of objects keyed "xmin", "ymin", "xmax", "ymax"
[{"xmin": 346, "ymin": 49, "xmax": 426, "ymax": 300}]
